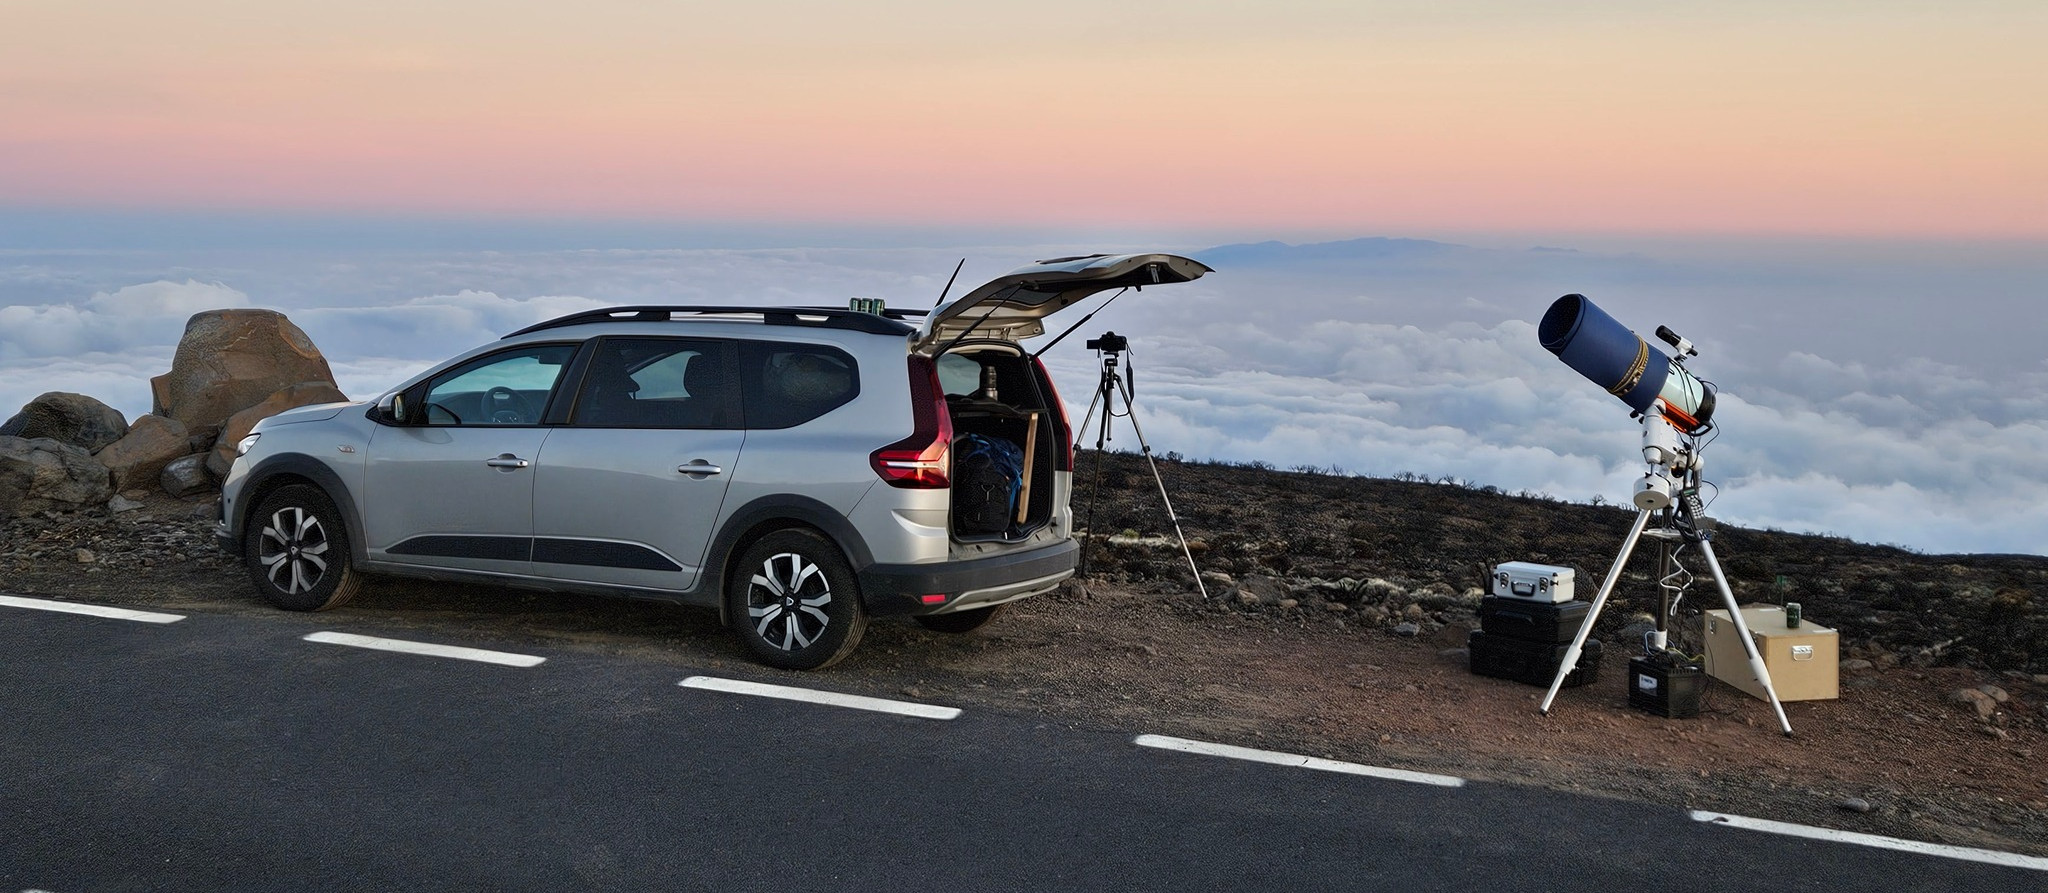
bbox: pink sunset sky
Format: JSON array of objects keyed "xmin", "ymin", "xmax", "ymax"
[{"xmin": 3, "ymin": 1, "xmax": 2043, "ymax": 238}]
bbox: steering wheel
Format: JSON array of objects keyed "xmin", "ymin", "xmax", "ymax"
[{"xmin": 483, "ymin": 386, "xmax": 535, "ymax": 424}]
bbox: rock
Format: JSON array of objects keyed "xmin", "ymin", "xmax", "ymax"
[
  {"xmin": 1979, "ymin": 684, "xmax": 2010, "ymax": 703},
  {"xmin": 1393, "ymin": 621, "xmax": 1421, "ymax": 637},
  {"xmin": 108, "ymin": 494, "xmax": 144, "ymax": 513},
  {"xmin": 0, "ymin": 436, "xmax": 114, "ymax": 516},
  {"xmin": 95, "ymin": 414, "xmax": 193, "ymax": 492},
  {"xmin": 1199, "ymin": 570, "xmax": 1235, "ymax": 588},
  {"xmin": 1235, "ymin": 575, "xmax": 1290, "ymax": 606},
  {"xmin": 1324, "ymin": 601, "xmax": 1351, "ymax": 613},
  {"xmin": 74, "ymin": 548, "xmax": 96, "ymax": 563},
  {"xmin": 1841, "ymin": 659, "xmax": 1875, "ymax": 672},
  {"xmin": 160, "ymin": 453, "xmax": 215, "ymax": 498},
  {"xmin": 1838, "ymin": 797, "xmax": 1874, "ymax": 814},
  {"xmin": 1951, "ymin": 688, "xmax": 1998, "ymax": 719},
  {"xmin": 1276, "ymin": 598, "xmax": 1300, "ymax": 610},
  {"xmin": 1439, "ymin": 647, "xmax": 1469, "ymax": 661},
  {"xmin": 0, "ymin": 392, "xmax": 129, "ymax": 453},
  {"xmin": 150, "ymin": 309, "xmax": 340, "ymax": 433},
  {"xmin": 206, "ymin": 381, "xmax": 349, "ymax": 477}
]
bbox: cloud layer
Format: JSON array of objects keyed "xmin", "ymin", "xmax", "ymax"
[{"xmin": 3, "ymin": 237, "xmax": 2042, "ymax": 555}]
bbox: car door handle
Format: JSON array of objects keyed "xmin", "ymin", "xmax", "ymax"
[
  {"xmin": 677, "ymin": 461, "xmax": 723, "ymax": 477},
  {"xmin": 485, "ymin": 454, "xmax": 531, "ymax": 469}
]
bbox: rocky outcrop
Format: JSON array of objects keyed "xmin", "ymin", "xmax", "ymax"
[
  {"xmin": 160, "ymin": 454, "xmax": 214, "ymax": 498},
  {"xmin": 150, "ymin": 309, "xmax": 339, "ymax": 433},
  {"xmin": 205, "ymin": 382, "xmax": 349, "ymax": 477},
  {"xmin": 0, "ymin": 436, "xmax": 113, "ymax": 515},
  {"xmin": 95, "ymin": 414, "xmax": 194, "ymax": 493},
  {"xmin": 0, "ymin": 392, "xmax": 129, "ymax": 453}
]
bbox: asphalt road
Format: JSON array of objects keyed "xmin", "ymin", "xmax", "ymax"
[{"xmin": 3, "ymin": 594, "xmax": 2042, "ymax": 892}]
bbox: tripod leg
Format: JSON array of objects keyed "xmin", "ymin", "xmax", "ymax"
[
  {"xmin": 1111, "ymin": 380, "xmax": 1210, "ymax": 600},
  {"xmin": 1077, "ymin": 375, "xmax": 1114, "ymax": 578},
  {"xmin": 1698, "ymin": 536, "xmax": 1795, "ymax": 736},
  {"xmin": 1540, "ymin": 510, "xmax": 1652, "ymax": 715}
]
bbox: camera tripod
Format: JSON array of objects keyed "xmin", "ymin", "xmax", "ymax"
[
  {"xmin": 1539, "ymin": 408, "xmax": 1793, "ymax": 736},
  {"xmin": 1073, "ymin": 333, "xmax": 1210, "ymax": 599}
]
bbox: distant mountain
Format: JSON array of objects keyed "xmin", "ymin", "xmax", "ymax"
[{"xmin": 1192, "ymin": 237, "xmax": 1472, "ymax": 267}]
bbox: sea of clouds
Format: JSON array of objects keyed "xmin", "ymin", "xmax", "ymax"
[{"xmin": 3, "ymin": 230, "xmax": 2042, "ymax": 555}]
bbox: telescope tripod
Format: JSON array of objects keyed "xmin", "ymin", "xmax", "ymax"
[
  {"xmin": 1538, "ymin": 463, "xmax": 1794, "ymax": 736},
  {"xmin": 1074, "ymin": 347, "xmax": 1210, "ymax": 600}
]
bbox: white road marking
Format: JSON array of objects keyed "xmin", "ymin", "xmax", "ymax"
[
  {"xmin": 1134, "ymin": 734, "xmax": 1467, "ymax": 788},
  {"xmin": 0, "ymin": 594, "xmax": 184, "ymax": 624},
  {"xmin": 678, "ymin": 676, "xmax": 962, "ymax": 720},
  {"xmin": 1691, "ymin": 810, "xmax": 2048, "ymax": 871},
  {"xmin": 302, "ymin": 631, "xmax": 546, "ymax": 667}
]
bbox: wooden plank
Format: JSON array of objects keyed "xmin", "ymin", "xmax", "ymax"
[{"xmin": 1015, "ymin": 411, "xmax": 1040, "ymax": 524}]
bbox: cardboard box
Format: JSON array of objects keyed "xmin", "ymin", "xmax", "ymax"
[{"xmin": 1703, "ymin": 605, "xmax": 1839, "ymax": 702}]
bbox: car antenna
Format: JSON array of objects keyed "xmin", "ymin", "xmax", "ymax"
[
  {"xmin": 932, "ymin": 258, "xmax": 966, "ymax": 308},
  {"xmin": 1030, "ymin": 287, "xmax": 1131, "ymax": 360}
]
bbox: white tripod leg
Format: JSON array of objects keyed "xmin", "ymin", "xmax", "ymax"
[
  {"xmin": 1699, "ymin": 536, "xmax": 1795, "ymax": 736},
  {"xmin": 1540, "ymin": 509, "xmax": 1651, "ymax": 715}
]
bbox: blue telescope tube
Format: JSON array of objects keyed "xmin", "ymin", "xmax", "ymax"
[{"xmin": 1539, "ymin": 294, "xmax": 1669, "ymax": 414}]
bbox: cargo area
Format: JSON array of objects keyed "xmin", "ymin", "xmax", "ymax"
[{"xmin": 938, "ymin": 345, "xmax": 1065, "ymax": 541}]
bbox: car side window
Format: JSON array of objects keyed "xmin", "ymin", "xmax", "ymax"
[
  {"xmin": 422, "ymin": 344, "xmax": 576, "ymax": 426},
  {"xmin": 740, "ymin": 341, "xmax": 859, "ymax": 429},
  {"xmin": 570, "ymin": 337, "xmax": 740, "ymax": 429}
]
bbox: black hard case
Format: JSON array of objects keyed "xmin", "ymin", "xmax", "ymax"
[
  {"xmin": 1478, "ymin": 596, "xmax": 1592, "ymax": 644},
  {"xmin": 1467, "ymin": 630, "xmax": 1602, "ymax": 688}
]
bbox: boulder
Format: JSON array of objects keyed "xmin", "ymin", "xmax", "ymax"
[
  {"xmin": 150, "ymin": 309, "xmax": 339, "ymax": 433},
  {"xmin": 94, "ymin": 414, "xmax": 193, "ymax": 492},
  {"xmin": 205, "ymin": 381, "xmax": 350, "ymax": 478},
  {"xmin": 0, "ymin": 392, "xmax": 129, "ymax": 453},
  {"xmin": 160, "ymin": 453, "xmax": 215, "ymax": 498},
  {"xmin": 0, "ymin": 436, "xmax": 114, "ymax": 516}
]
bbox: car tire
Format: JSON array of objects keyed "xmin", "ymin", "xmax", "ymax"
[
  {"xmin": 728, "ymin": 529, "xmax": 867, "ymax": 670},
  {"xmin": 245, "ymin": 484, "xmax": 362, "ymax": 612},
  {"xmin": 914, "ymin": 604, "xmax": 1006, "ymax": 634}
]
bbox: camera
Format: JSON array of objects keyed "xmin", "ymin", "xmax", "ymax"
[{"xmin": 1086, "ymin": 331, "xmax": 1129, "ymax": 353}]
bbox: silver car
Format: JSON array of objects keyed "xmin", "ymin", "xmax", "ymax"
[{"xmin": 217, "ymin": 253, "xmax": 1212, "ymax": 669}]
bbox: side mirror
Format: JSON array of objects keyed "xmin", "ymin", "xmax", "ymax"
[{"xmin": 375, "ymin": 391, "xmax": 410, "ymax": 425}]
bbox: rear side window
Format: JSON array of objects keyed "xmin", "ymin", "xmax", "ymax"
[
  {"xmin": 570, "ymin": 337, "xmax": 740, "ymax": 429},
  {"xmin": 740, "ymin": 341, "xmax": 860, "ymax": 429}
]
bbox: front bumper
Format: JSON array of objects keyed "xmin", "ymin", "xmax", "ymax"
[{"xmin": 858, "ymin": 538, "xmax": 1078, "ymax": 616}]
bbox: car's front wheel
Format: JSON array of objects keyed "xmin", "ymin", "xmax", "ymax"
[
  {"xmin": 245, "ymin": 484, "xmax": 361, "ymax": 612},
  {"xmin": 728, "ymin": 529, "xmax": 866, "ymax": 670}
]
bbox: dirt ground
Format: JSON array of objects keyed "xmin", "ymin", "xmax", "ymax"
[{"xmin": 7, "ymin": 489, "xmax": 2048, "ymax": 857}]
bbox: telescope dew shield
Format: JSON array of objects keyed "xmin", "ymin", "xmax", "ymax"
[{"xmin": 1538, "ymin": 294, "xmax": 1715, "ymax": 433}]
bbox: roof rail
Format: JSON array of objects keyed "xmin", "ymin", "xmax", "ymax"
[{"xmin": 501, "ymin": 305, "xmax": 927, "ymax": 339}]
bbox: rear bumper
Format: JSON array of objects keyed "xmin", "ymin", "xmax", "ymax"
[{"xmin": 858, "ymin": 538, "xmax": 1078, "ymax": 616}]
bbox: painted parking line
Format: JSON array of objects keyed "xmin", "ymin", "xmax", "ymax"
[
  {"xmin": 1134, "ymin": 734, "xmax": 1467, "ymax": 788},
  {"xmin": 678, "ymin": 676, "xmax": 962, "ymax": 720},
  {"xmin": 0, "ymin": 594, "xmax": 185, "ymax": 624},
  {"xmin": 1691, "ymin": 810, "xmax": 2048, "ymax": 871},
  {"xmin": 302, "ymin": 631, "xmax": 547, "ymax": 668}
]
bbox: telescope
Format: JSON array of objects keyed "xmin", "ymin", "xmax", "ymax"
[{"xmin": 1538, "ymin": 294, "xmax": 1715, "ymax": 435}]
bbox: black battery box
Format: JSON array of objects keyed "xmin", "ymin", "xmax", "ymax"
[
  {"xmin": 1478, "ymin": 596, "xmax": 1592, "ymax": 644},
  {"xmin": 1627, "ymin": 655, "xmax": 1704, "ymax": 718},
  {"xmin": 1468, "ymin": 630, "xmax": 1603, "ymax": 688}
]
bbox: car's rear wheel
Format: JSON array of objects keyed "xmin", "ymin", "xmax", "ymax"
[
  {"xmin": 914, "ymin": 604, "xmax": 1006, "ymax": 634},
  {"xmin": 245, "ymin": 484, "xmax": 361, "ymax": 612},
  {"xmin": 728, "ymin": 529, "xmax": 867, "ymax": 670}
]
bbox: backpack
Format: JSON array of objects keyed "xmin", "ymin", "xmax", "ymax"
[{"xmin": 951, "ymin": 433, "xmax": 1025, "ymax": 535}]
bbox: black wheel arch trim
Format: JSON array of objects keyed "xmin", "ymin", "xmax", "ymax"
[
  {"xmin": 705, "ymin": 494, "xmax": 877, "ymax": 613},
  {"xmin": 228, "ymin": 454, "xmax": 369, "ymax": 564}
]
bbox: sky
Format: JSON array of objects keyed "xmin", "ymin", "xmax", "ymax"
[{"xmin": 2, "ymin": 3, "xmax": 2045, "ymax": 556}]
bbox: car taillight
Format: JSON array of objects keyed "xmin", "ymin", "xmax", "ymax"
[
  {"xmin": 1033, "ymin": 356, "xmax": 1075, "ymax": 472},
  {"xmin": 871, "ymin": 355, "xmax": 953, "ymax": 488}
]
